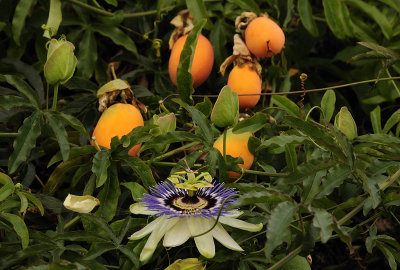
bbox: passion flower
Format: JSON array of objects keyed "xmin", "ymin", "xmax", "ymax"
[{"xmin": 129, "ymin": 181, "xmax": 262, "ymax": 261}]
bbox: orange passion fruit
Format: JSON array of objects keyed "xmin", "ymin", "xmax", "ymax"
[
  {"xmin": 92, "ymin": 103, "xmax": 144, "ymax": 156},
  {"xmin": 213, "ymin": 129, "xmax": 254, "ymax": 178},
  {"xmin": 227, "ymin": 63, "xmax": 262, "ymax": 109},
  {"xmin": 245, "ymin": 17, "xmax": 285, "ymax": 58},
  {"xmin": 168, "ymin": 34, "xmax": 214, "ymax": 88}
]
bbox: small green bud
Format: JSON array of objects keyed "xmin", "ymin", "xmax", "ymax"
[
  {"xmin": 44, "ymin": 36, "xmax": 77, "ymax": 85},
  {"xmin": 154, "ymin": 113, "xmax": 177, "ymax": 134},
  {"xmin": 164, "ymin": 258, "xmax": 205, "ymax": 270},
  {"xmin": 334, "ymin": 106, "xmax": 358, "ymax": 140},
  {"xmin": 211, "ymin": 86, "xmax": 239, "ymax": 128}
]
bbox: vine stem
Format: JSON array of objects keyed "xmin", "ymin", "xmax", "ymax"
[
  {"xmin": 51, "ymin": 83, "xmax": 59, "ymax": 111},
  {"xmin": 67, "ymin": 0, "xmax": 113, "ymax": 16},
  {"xmin": 0, "ymin": 133, "xmax": 18, "ymax": 137},
  {"xmin": 63, "ymin": 216, "xmax": 80, "ymax": 230},
  {"xmin": 151, "ymin": 141, "xmax": 200, "ymax": 162},
  {"xmin": 193, "ymin": 76, "xmax": 400, "ymax": 98},
  {"xmin": 223, "ymin": 129, "xmax": 227, "ymax": 160},
  {"xmin": 151, "ymin": 161, "xmax": 289, "ymax": 177},
  {"xmin": 266, "ymin": 245, "xmax": 303, "ymax": 270}
]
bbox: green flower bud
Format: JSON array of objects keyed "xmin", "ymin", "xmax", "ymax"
[
  {"xmin": 334, "ymin": 106, "xmax": 358, "ymax": 140},
  {"xmin": 211, "ymin": 86, "xmax": 239, "ymax": 128},
  {"xmin": 44, "ymin": 36, "xmax": 77, "ymax": 85},
  {"xmin": 164, "ymin": 258, "xmax": 205, "ymax": 270}
]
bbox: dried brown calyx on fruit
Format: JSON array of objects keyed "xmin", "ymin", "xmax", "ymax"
[
  {"xmin": 235, "ymin": 11, "xmax": 258, "ymax": 30},
  {"xmin": 97, "ymin": 79, "xmax": 147, "ymax": 113},
  {"xmin": 219, "ymin": 34, "xmax": 261, "ymax": 77},
  {"xmin": 168, "ymin": 9, "xmax": 194, "ymax": 49}
]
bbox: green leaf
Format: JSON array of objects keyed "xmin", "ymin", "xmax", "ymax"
[
  {"xmin": 84, "ymin": 242, "xmax": 116, "ymax": 260},
  {"xmin": 332, "ymin": 221, "xmax": 354, "ymax": 254},
  {"xmin": 211, "ymin": 86, "xmax": 239, "ymax": 128},
  {"xmin": 48, "ymin": 145, "xmax": 96, "ymax": 168},
  {"xmin": 11, "ymin": 0, "xmax": 37, "ymax": 46},
  {"xmin": 77, "ymin": 30, "xmax": 98, "ymax": 79},
  {"xmin": 320, "ymin": 89, "xmax": 336, "ymax": 122},
  {"xmin": 285, "ymin": 116, "xmax": 348, "ymax": 162},
  {"xmin": 120, "ymin": 156, "xmax": 156, "ymax": 188},
  {"xmin": 283, "ymin": 158, "xmax": 336, "ymax": 184},
  {"xmin": 16, "ymin": 191, "xmax": 28, "ymax": 213},
  {"xmin": 317, "ymin": 164, "xmax": 351, "ymax": 198},
  {"xmin": 370, "ymin": 106, "xmax": 382, "ymax": 134},
  {"xmin": 186, "ymin": 0, "xmax": 213, "ymax": 30},
  {"xmin": 118, "ymin": 245, "xmax": 140, "ymax": 269},
  {"xmin": 176, "ymin": 19, "xmax": 207, "ymax": 104},
  {"xmin": 376, "ymin": 242, "xmax": 397, "ymax": 270},
  {"xmin": 346, "ymin": 0, "xmax": 392, "ymax": 39},
  {"xmin": 355, "ymin": 169, "xmax": 381, "ymax": 209},
  {"xmin": 0, "ymin": 95, "xmax": 37, "ymax": 110},
  {"xmin": 8, "ymin": 112, "xmax": 41, "ymax": 174},
  {"xmin": 258, "ymin": 135, "xmax": 307, "ymax": 154},
  {"xmin": 265, "ymin": 201, "xmax": 297, "ymax": 260},
  {"xmin": 1, "ymin": 58, "xmax": 45, "ymax": 103},
  {"xmin": 195, "ymin": 97, "xmax": 213, "ymax": 118},
  {"xmin": 45, "ymin": 112, "xmax": 70, "ymax": 162},
  {"xmin": 228, "ymin": 191, "xmax": 288, "ymax": 209},
  {"xmin": 322, "ymin": 0, "xmax": 353, "ymax": 39},
  {"xmin": 82, "ymin": 213, "xmax": 118, "ymax": 243},
  {"xmin": 298, "ymin": 0, "xmax": 319, "ymax": 37},
  {"xmin": 233, "ymin": 113, "xmax": 267, "ymax": 134},
  {"xmin": 271, "ymin": 95, "xmax": 301, "ymax": 117},
  {"xmin": 0, "ymin": 244, "xmax": 54, "ymax": 269},
  {"xmin": 140, "ymin": 131, "xmax": 201, "ymax": 152},
  {"xmin": 43, "ymin": 156, "xmax": 87, "ymax": 194},
  {"xmin": 92, "ymin": 150, "xmax": 111, "ymax": 188},
  {"xmin": 43, "ymin": 0, "xmax": 62, "ymax": 38},
  {"xmin": 383, "ymin": 110, "xmax": 400, "ymax": 134},
  {"xmin": 302, "ymin": 170, "xmax": 325, "ymax": 204},
  {"xmin": 0, "ymin": 172, "xmax": 15, "ymax": 202},
  {"xmin": 187, "ymin": 106, "xmax": 214, "ymax": 146},
  {"xmin": 121, "ymin": 182, "xmax": 147, "ymax": 201},
  {"xmin": 92, "ymin": 24, "xmax": 138, "ymax": 56},
  {"xmin": 96, "ymin": 165, "xmax": 120, "ymax": 222},
  {"xmin": 0, "ymin": 74, "xmax": 40, "ymax": 109},
  {"xmin": 20, "ymin": 191, "xmax": 44, "ymax": 216},
  {"xmin": 71, "ymin": 163, "xmax": 92, "ymax": 188},
  {"xmin": 0, "ymin": 212, "xmax": 29, "ymax": 249},
  {"xmin": 311, "ymin": 207, "xmax": 333, "ymax": 243},
  {"xmin": 54, "ymin": 231, "xmax": 108, "ymax": 242},
  {"xmin": 228, "ymin": 0, "xmax": 260, "ymax": 13},
  {"xmin": 285, "ymin": 144, "xmax": 297, "ymax": 172}
]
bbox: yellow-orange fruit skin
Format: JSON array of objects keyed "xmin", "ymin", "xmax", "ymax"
[
  {"xmin": 227, "ymin": 63, "xmax": 262, "ymax": 109},
  {"xmin": 245, "ymin": 17, "xmax": 285, "ymax": 58},
  {"xmin": 92, "ymin": 103, "xmax": 144, "ymax": 156},
  {"xmin": 168, "ymin": 34, "xmax": 214, "ymax": 88},
  {"xmin": 213, "ymin": 130, "xmax": 254, "ymax": 178}
]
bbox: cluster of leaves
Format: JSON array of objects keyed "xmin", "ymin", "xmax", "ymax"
[{"xmin": 1, "ymin": 0, "xmax": 400, "ymax": 269}]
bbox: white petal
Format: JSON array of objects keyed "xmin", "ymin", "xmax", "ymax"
[
  {"xmin": 219, "ymin": 216, "xmax": 263, "ymax": 232},
  {"xmin": 63, "ymin": 194, "xmax": 99, "ymax": 213},
  {"xmin": 129, "ymin": 203, "xmax": 158, "ymax": 215},
  {"xmin": 187, "ymin": 217, "xmax": 215, "ymax": 258},
  {"xmin": 163, "ymin": 217, "xmax": 191, "ymax": 247},
  {"xmin": 129, "ymin": 216, "xmax": 164, "ymax": 240},
  {"xmin": 140, "ymin": 217, "xmax": 179, "ymax": 262},
  {"xmin": 223, "ymin": 210, "xmax": 243, "ymax": 218},
  {"xmin": 211, "ymin": 222, "xmax": 243, "ymax": 252}
]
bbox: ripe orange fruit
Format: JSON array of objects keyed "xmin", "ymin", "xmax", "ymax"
[
  {"xmin": 213, "ymin": 129, "xmax": 254, "ymax": 178},
  {"xmin": 168, "ymin": 34, "xmax": 214, "ymax": 88},
  {"xmin": 245, "ymin": 17, "xmax": 285, "ymax": 58},
  {"xmin": 92, "ymin": 103, "xmax": 144, "ymax": 156},
  {"xmin": 227, "ymin": 63, "xmax": 261, "ymax": 109}
]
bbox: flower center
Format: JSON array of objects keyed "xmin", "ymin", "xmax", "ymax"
[{"xmin": 172, "ymin": 195, "xmax": 209, "ymax": 211}]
